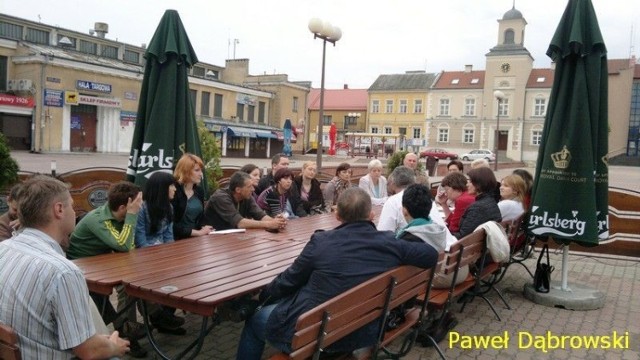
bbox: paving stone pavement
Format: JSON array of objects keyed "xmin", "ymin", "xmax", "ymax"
[{"xmin": 113, "ymin": 252, "xmax": 639, "ymax": 359}]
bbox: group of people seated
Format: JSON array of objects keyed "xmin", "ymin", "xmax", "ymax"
[{"xmin": 0, "ymin": 150, "xmax": 533, "ymax": 359}]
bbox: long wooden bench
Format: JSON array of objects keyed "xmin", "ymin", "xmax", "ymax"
[
  {"xmin": 421, "ymin": 229, "xmax": 510, "ymax": 359},
  {"xmin": 270, "ymin": 255, "xmax": 444, "ymax": 360}
]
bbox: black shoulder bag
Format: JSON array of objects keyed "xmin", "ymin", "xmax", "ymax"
[{"xmin": 533, "ymin": 244, "xmax": 554, "ymax": 293}]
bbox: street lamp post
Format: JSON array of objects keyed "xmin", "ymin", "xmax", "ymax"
[
  {"xmin": 493, "ymin": 90, "xmax": 505, "ymax": 171},
  {"xmin": 309, "ymin": 18, "xmax": 341, "ymax": 170},
  {"xmin": 347, "ymin": 112, "xmax": 361, "ymax": 130}
]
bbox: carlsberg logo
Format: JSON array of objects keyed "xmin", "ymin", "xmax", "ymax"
[
  {"xmin": 528, "ymin": 206, "xmax": 586, "ymax": 237},
  {"xmin": 127, "ymin": 143, "xmax": 173, "ymax": 178}
]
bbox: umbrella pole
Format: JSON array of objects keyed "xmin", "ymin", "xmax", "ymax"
[{"xmin": 560, "ymin": 245, "xmax": 570, "ymax": 291}]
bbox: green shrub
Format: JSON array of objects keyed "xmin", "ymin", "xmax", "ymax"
[
  {"xmin": 0, "ymin": 133, "xmax": 19, "ymax": 190},
  {"xmin": 197, "ymin": 120, "xmax": 222, "ymax": 196}
]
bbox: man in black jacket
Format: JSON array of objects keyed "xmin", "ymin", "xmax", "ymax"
[{"xmin": 235, "ymin": 187, "xmax": 439, "ymax": 359}]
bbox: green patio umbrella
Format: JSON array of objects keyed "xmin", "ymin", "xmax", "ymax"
[
  {"xmin": 527, "ymin": 0, "xmax": 608, "ymax": 291},
  {"xmin": 126, "ymin": 9, "xmax": 204, "ymax": 190}
]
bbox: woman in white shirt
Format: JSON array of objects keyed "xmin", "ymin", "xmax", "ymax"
[
  {"xmin": 498, "ymin": 174, "xmax": 526, "ymax": 221},
  {"xmin": 358, "ymin": 159, "xmax": 388, "ymax": 205}
]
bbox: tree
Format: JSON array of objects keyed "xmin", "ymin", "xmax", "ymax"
[
  {"xmin": 197, "ymin": 121, "xmax": 222, "ymax": 195},
  {"xmin": 0, "ymin": 133, "xmax": 19, "ymax": 190}
]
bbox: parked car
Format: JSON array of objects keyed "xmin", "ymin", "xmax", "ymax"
[
  {"xmin": 419, "ymin": 148, "xmax": 459, "ymax": 160},
  {"xmin": 461, "ymin": 149, "xmax": 496, "ymax": 162}
]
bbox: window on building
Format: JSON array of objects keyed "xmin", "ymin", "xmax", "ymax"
[
  {"xmin": 371, "ymin": 126, "xmax": 379, "ymax": 134},
  {"xmin": 536, "ymin": 77, "xmax": 546, "ymax": 83},
  {"xmin": 189, "ymin": 90, "xmax": 197, "ymax": 111},
  {"xmin": 413, "ymin": 127, "xmax": 421, "ymax": 139},
  {"xmin": 292, "ymin": 96, "xmax": 298, "ymax": 112},
  {"xmin": 344, "ymin": 115, "xmax": 358, "ymax": 126},
  {"xmin": 57, "ymin": 34, "xmax": 76, "ymax": 48},
  {"xmin": 439, "ymin": 98, "xmax": 450, "ymax": 116},
  {"xmin": 451, "ymin": 79, "xmax": 459, "ymax": 85},
  {"xmin": 504, "ymin": 29, "xmax": 515, "ymax": 44},
  {"xmin": 192, "ymin": 66, "xmax": 205, "ymax": 77},
  {"xmin": 101, "ymin": 45, "xmax": 118, "ymax": 59},
  {"xmin": 414, "ymin": 99, "xmax": 423, "ymax": 113},
  {"xmin": 464, "ymin": 98, "xmax": 476, "ymax": 116},
  {"xmin": 236, "ymin": 103, "xmax": 244, "ymax": 121},
  {"xmin": 247, "ymin": 105, "xmax": 255, "ymax": 123},
  {"xmin": 627, "ymin": 82, "xmax": 640, "ymax": 155},
  {"xmin": 532, "ymin": 130, "xmax": 543, "ymax": 145},
  {"xmin": 384, "ymin": 127, "xmax": 393, "ymax": 134},
  {"xmin": 201, "ymin": 92, "xmax": 210, "ymax": 116},
  {"xmin": 399, "ymin": 99, "xmax": 407, "ymax": 113},
  {"xmin": 124, "ymin": 50, "xmax": 140, "ymax": 63},
  {"xmin": 214, "ymin": 94, "xmax": 223, "ymax": 118},
  {"xmin": 26, "ymin": 27, "xmax": 49, "ymax": 45},
  {"xmin": 258, "ymin": 101, "xmax": 266, "ymax": 124},
  {"xmin": 322, "ymin": 115, "xmax": 332, "ymax": 125},
  {"xmin": 79, "ymin": 40, "xmax": 97, "ymax": 55},
  {"xmin": 0, "ymin": 21, "xmax": 23, "ymax": 40},
  {"xmin": 534, "ymin": 98, "xmax": 546, "ymax": 117},
  {"xmin": 471, "ymin": 78, "xmax": 480, "ymax": 84},
  {"xmin": 498, "ymin": 98, "xmax": 509, "ymax": 116},
  {"xmin": 385, "ymin": 100, "xmax": 393, "ymax": 113},
  {"xmin": 463, "ymin": 127, "xmax": 475, "ymax": 143},
  {"xmin": 371, "ymin": 100, "xmax": 379, "ymax": 113},
  {"xmin": 438, "ymin": 128, "xmax": 449, "ymax": 143},
  {"xmin": 0, "ymin": 56, "xmax": 7, "ymax": 92}
]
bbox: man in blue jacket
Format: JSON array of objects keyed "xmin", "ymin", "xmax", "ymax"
[{"xmin": 235, "ymin": 187, "xmax": 439, "ymax": 359}]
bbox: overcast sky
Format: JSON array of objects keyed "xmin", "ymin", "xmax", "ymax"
[{"xmin": 2, "ymin": 0, "xmax": 639, "ymax": 89}]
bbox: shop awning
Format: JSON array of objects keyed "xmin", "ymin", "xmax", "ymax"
[
  {"xmin": 227, "ymin": 126, "xmax": 257, "ymax": 138},
  {"xmin": 255, "ymin": 129, "xmax": 277, "ymax": 139}
]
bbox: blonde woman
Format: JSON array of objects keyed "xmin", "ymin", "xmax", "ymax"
[
  {"xmin": 172, "ymin": 153, "xmax": 214, "ymax": 239},
  {"xmin": 358, "ymin": 159, "xmax": 388, "ymax": 206},
  {"xmin": 498, "ymin": 175, "xmax": 526, "ymax": 221},
  {"xmin": 293, "ymin": 161, "xmax": 326, "ymax": 215}
]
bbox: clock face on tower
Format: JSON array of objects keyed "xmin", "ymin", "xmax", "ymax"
[{"xmin": 501, "ymin": 62, "xmax": 511, "ymax": 73}]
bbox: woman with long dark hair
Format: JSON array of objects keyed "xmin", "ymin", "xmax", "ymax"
[
  {"xmin": 257, "ymin": 168, "xmax": 306, "ymax": 218},
  {"xmin": 136, "ymin": 172, "xmax": 176, "ymax": 248},
  {"xmin": 453, "ymin": 167, "xmax": 502, "ymax": 239}
]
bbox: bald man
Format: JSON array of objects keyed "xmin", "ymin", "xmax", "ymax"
[{"xmin": 403, "ymin": 152, "xmax": 429, "ymax": 186}]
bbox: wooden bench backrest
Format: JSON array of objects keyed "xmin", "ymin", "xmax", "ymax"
[
  {"xmin": 446, "ymin": 229, "xmax": 486, "ymax": 275},
  {"xmin": 608, "ymin": 187, "xmax": 640, "ymax": 241},
  {"xmin": 288, "ymin": 262, "xmax": 441, "ymax": 360},
  {"xmin": 0, "ymin": 324, "xmax": 21, "ymax": 360}
]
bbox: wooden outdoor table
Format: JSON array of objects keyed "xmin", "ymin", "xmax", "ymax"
[{"xmin": 73, "ymin": 208, "xmax": 383, "ymax": 359}]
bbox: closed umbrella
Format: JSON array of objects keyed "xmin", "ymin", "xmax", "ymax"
[
  {"xmin": 283, "ymin": 118, "xmax": 293, "ymax": 157},
  {"xmin": 527, "ymin": 0, "xmax": 608, "ymax": 295},
  {"xmin": 126, "ymin": 10, "xmax": 204, "ymax": 189}
]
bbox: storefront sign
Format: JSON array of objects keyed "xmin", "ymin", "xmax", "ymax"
[
  {"xmin": 120, "ymin": 111, "xmax": 137, "ymax": 126},
  {"xmin": 70, "ymin": 115, "xmax": 81, "ymax": 129},
  {"xmin": 44, "ymin": 89, "xmax": 64, "ymax": 107},
  {"xmin": 236, "ymin": 93, "xmax": 257, "ymax": 106},
  {"xmin": 0, "ymin": 94, "xmax": 34, "ymax": 107},
  {"xmin": 78, "ymin": 95, "xmax": 121, "ymax": 108},
  {"xmin": 65, "ymin": 91, "xmax": 79, "ymax": 105},
  {"xmin": 76, "ymin": 80, "xmax": 112, "ymax": 94},
  {"xmin": 124, "ymin": 91, "xmax": 137, "ymax": 100}
]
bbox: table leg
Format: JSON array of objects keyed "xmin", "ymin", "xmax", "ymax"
[{"xmin": 140, "ymin": 300, "xmax": 218, "ymax": 360}]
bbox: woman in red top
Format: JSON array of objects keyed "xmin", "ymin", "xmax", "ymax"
[{"xmin": 436, "ymin": 172, "xmax": 476, "ymax": 234}]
